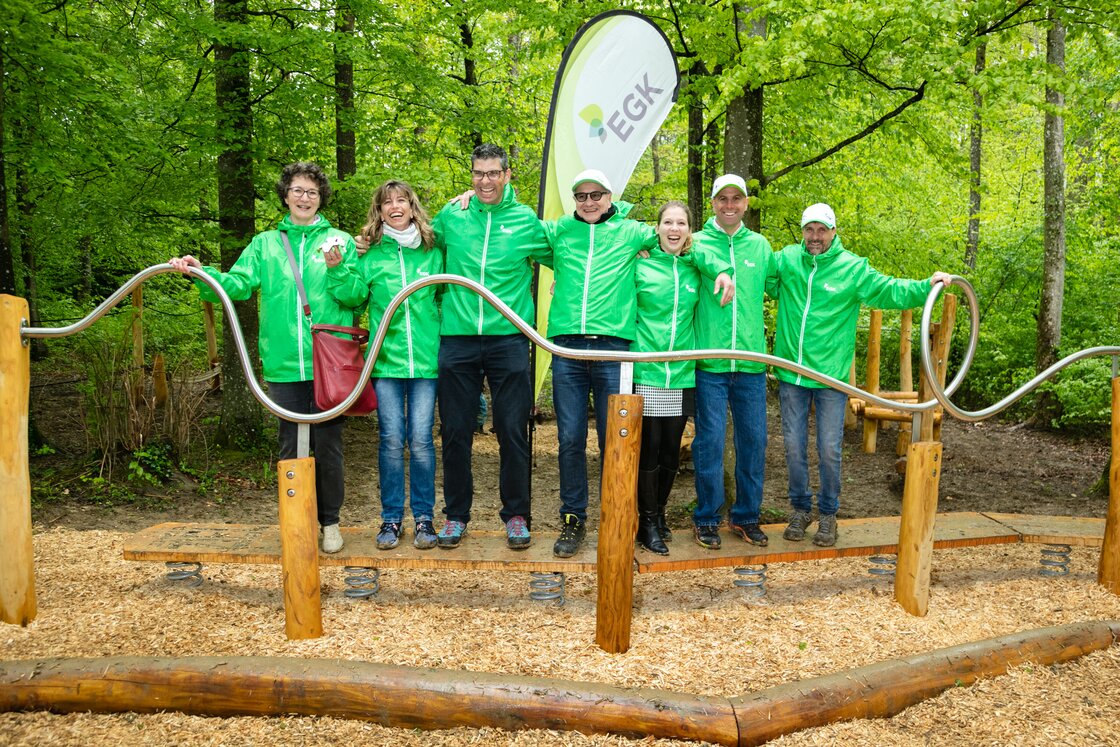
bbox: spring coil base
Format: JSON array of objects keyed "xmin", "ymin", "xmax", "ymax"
[
  {"xmin": 165, "ymin": 561, "xmax": 203, "ymax": 587},
  {"xmin": 529, "ymin": 572, "xmax": 565, "ymax": 605},
  {"xmin": 343, "ymin": 567, "xmax": 381, "ymax": 599},
  {"xmin": 1039, "ymin": 544, "xmax": 1072, "ymax": 577},
  {"xmin": 868, "ymin": 554, "xmax": 897, "ymax": 578},
  {"xmin": 733, "ymin": 565, "xmax": 767, "ymax": 597}
]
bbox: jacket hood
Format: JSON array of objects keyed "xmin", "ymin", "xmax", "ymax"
[
  {"xmin": 797, "ymin": 234, "xmax": 844, "ymax": 264},
  {"xmin": 277, "ymin": 213, "xmax": 332, "ymax": 235},
  {"xmin": 701, "ymin": 215, "xmax": 748, "ymax": 238},
  {"xmin": 470, "ymin": 183, "xmax": 520, "ymax": 213}
]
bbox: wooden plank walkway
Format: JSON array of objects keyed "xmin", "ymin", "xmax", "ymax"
[{"xmin": 123, "ymin": 512, "xmax": 1105, "ymax": 574}]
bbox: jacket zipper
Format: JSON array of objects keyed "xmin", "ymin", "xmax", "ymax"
[
  {"xmin": 795, "ymin": 255, "xmax": 818, "ymax": 386},
  {"xmin": 297, "ymin": 234, "xmax": 308, "ymax": 378},
  {"xmin": 666, "ymin": 257, "xmax": 679, "ymax": 387},
  {"xmin": 728, "ymin": 233, "xmax": 738, "ymax": 373},
  {"xmin": 398, "ymin": 246, "xmax": 415, "ymax": 377},
  {"xmin": 478, "ymin": 212, "xmax": 491, "ymax": 335},
  {"xmin": 581, "ymin": 223, "xmax": 595, "ymax": 334}
]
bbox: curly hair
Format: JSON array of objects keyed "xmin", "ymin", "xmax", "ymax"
[
  {"xmin": 360, "ymin": 180, "xmax": 435, "ymax": 250},
  {"xmin": 656, "ymin": 200, "xmax": 693, "ymax": 255},
  {"xmin": 275, "ymin": 162, "xmax": 332, "ymax": 210}
]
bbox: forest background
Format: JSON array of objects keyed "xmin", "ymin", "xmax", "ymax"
[{"xmin": 1, "ymin": 0, "xmax": 1118, "ymax": 496}]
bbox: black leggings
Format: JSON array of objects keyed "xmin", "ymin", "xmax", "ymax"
[{"xmin": 639, "ymin": 414, "xmax": 688, "ymax": 473}]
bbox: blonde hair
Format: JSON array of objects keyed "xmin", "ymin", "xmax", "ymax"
[
  {"xmin": 361, "ymin": 180, "xmax": 435, "ymax": 250},
  {"xmin": 656, "ymin": 200, "xmax": 693, "ymax": 255}
]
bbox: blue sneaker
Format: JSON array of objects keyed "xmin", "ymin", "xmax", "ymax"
[
  {"xmin": 505, "ymin": 515, "xmax": 531, "ymax": 550},
  {"xmin": 437, "ymin": 520, "xmax": 467, "ymax": 549},
  {"xmin": 376, "ymin": 522, "xmax": 402, "ymax": 550},
  {"xmin": 413, "ymin": 520, "xmax": 438, "ymax": 550}
]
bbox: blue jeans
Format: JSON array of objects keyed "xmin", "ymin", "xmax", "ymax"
[
  {"xmin": 778, "ymin": 381, "xmax": 848, "ymax": 517},
  {"xmin": 692, "ymin": 370, "xmax": 767, "ymax": 527},
  {"xmin": 551, "ymin": 335, "xmax": 630, "ymax": 522},
  {"xmin": 374, "ymin": 377, "xmax": 437, "ymax": 523},
  {"xmin": 438, "ymin": 335, "xmax": 532, "ymax": 525}
]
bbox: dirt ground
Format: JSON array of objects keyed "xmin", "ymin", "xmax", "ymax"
[{"xmin": 29, "ymin": 381, "xmax": 1112, "ymax": 535}]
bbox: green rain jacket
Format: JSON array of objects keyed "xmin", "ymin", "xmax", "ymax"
[
  {"xmin": 541, "ymin": 202, "xmax": 655, "ymax": 341},
  {"xmin": 690, "ymin": 218, "xmax": 777, "ymax": 374},
  {"xmin": 773, "ymin": 235, "xmax": 932, "ymax": 388},
  {"xmin": 327, "ymin": 235, "xmax": 443, "ymax": 379},
  {"xmin": 432, "ymin": 184, "xmax": 549, "ymax": 336},
  {"xmin": 195, "ymin": 214, "xmax": 359, "ymax": 383},
  {"xmin": 634, "ymin": 248, "xmax": 734, "ymax": 389}
]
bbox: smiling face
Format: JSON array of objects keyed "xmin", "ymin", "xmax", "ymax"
[
  {"xmin": 710, "ymin": 186, "xmax": 747, "ymax": 232},
  {"xmin": 573, "ymin": 180, "xmax": 611, "ymax": 222},
  {"xmin": 285, "ymin": 175, "xmax": 322, "ymax": 225},
  {"xmin": 657, "ymin": 205, "xmax": 691, "ymax": 256},
  {"xmin": 380, "ymin": 189, "xmax": 414, "ymax": 232},
  {"xmin": 471, "ymin": 157, "xmax": 511, "ymax": 205},
  {"xmin": 802, "ymin": 222, "xmax": 837, "ymax": 255}
]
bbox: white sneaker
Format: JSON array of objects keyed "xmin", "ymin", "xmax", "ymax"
[{"xmin": 321, "ymin": 524, "xmax": 344, "ymax": 553}]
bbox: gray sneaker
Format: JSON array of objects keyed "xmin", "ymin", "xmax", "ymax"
[
  {"xmin": 783, "ymin": 510, "xmax": 814, "ymax": 542},
  {"xmin": 413, "ymin": 520, "xmax": 438, "ymax": 550},
  {"xmin": 813, "ymin": 514, "xmax": 838, "ymax": 547}
]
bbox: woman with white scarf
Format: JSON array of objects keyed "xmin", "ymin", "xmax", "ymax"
[{"xmin": 327, "ymin": 180, "xmax": 442, "ymax": 551}]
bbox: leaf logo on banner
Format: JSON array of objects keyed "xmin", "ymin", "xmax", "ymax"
[{"xmin": 579, "ymin": 105, "xmax": 608, "ymax": 143}]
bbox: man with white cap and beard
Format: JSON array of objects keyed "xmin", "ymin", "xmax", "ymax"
[{"xmin": 773, "ymin": 202, "xmax": 952, "ymax": 547}]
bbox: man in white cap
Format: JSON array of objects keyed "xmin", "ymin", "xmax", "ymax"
[
  {"xmin": 689, "ymin": 174, "xmax": 777, "ymax": 550},
  {"xmin": 773, "ymin": 202, "xmax": 953, "ymax": 546}
]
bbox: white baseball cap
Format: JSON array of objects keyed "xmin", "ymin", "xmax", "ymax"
[
  {"xmin": 710, "ymin": 174, "xmax": 747, "ymax": 199},
  {"xmin": 801, "ymin": 203, "xmax": 836, "ymax": 229},
  {"xmin": 571, "ymin": 169, "xmax": 612, "ymax": 193}
]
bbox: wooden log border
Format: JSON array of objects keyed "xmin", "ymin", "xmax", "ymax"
[{"xmin": 2, "ymin": 621, "xmax": 1117, "ymax": 746}]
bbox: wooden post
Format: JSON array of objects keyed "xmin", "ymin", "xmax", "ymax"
[
  {"xmin": 862, "ymin": 310, "xmax": 882, "ymax": 453},
  {"xmin": 1098, "ymin": 376, "xmax": 1120, "ymax": 593},
  {"xmin": 844, "ymin": 360, "xmax": 858, "ymax": 429},
  {"xmin": 931, "ymin": 294, "xmax": 957, "ymax": 442},
  {"xmin": 277, "ymin": 457, "xmax": 322, "ymax": 639},
  {"xmin": 202, "ymin": 301, "xmax": 220, "ymax": 392},
  {"xmin": 596, "ymin": 393, "xmax": 642, "ymax": 654},
  {"xmin": 0, "ymin": 295, "xmax": 35, "ymax": 626},
  {"xmin": 152, "ymin": 353, "xmax": 168, "ymax": 407},
  {"xmin": 894, "ymin": 441, "xmax": 942, "ymax": 616},
  {"xmin": 896, "ymin": 310, "xmax": 913, "ymax": 456}
]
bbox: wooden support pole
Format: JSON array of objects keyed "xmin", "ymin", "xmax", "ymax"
[
  {"xmin": 0, "ymin": 296, "xmax": 35, "ymax": 627},
  {"xmin": 897, "ymin": 310, "xmax": 913, "ymax": 455},
  {"xmin": 1098, "ymin": 377, "xmax": 1120, "ymax": 593},
  {"xmin": 130, "ymin": 287, "xmax": 145, "ymax": 407},
  {"xmin": 844, "ymin": 360, "xmax": 858, "ymax": 429},
  {"xmin": 152, "ymin": 353, "xmax": 168, "ymax": 407},
  {"xmin": 862, "ymin": 310, "xmax": 882, "ymax": 453},
  {"xmin": 931, "ymin": 294, "xmax": 957, "ymax": 443},
  {"xmin": 596, "ymin": 393, "xmax": 643, "ymax": 654},
  {"xmin": 277, "ymin": 457, "xmax": 322, "ymax": 640},
  {"xmin": 895, "ymin": 441, "xmax": 942, "ymax": 616}
]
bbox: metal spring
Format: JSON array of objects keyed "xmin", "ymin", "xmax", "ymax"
[
  {"xmin": 529, "ymin": 572, "xmax": 565, "ymax": 605},
  {"xmin": 733, "ymin": 564, "xmax": 767, "ymax": 597},
  {"xmin": 1039, "ymin": 544, "xmax": 1072, "ymax": 577},
  {"xmin": 164, "ymin": 561, "xmax": 203, "ymax": 587},
  {"xmin": 343, "ymin": 567, "xmax": 381, "ymax": 599},
  {"xmin": 868, "ymin": 554, "xmax": 897, "ymax": 578}
]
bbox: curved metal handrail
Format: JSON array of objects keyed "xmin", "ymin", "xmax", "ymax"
[
  {"xmin": 919, "ymin": 275, "xmax": 1120, "ymax": 422},
  {"xmin": 22, "ymin": 266, "xmax": 1114, "ymax": 426}
]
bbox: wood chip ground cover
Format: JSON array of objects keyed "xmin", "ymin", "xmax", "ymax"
[{"xmin": 3, "ymin": 529, "xmax": 1119, "ymax": 745}]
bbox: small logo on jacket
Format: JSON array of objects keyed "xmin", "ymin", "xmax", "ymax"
[
  {"xmin": 743, "ymin": 259, "xmax": 756, "ymax": 268},
  {"xmin": 499, "ymin": 225, "xmax": 513, "ymax": 234},
  {"xmin": 685, "ymin": 284, "xmax": 697, "ymax": 294},
  {"xmin": 823, "ymin": 283, "xmax": 838, "ymax": 292}
]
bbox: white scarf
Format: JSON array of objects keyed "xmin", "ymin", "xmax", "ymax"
[{"xmin": 383, "ymin": 222, "xmax": 422, "ymax": 249}]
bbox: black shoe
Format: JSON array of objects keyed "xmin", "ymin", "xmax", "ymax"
[
  {"xmin": 694, "ymin": 524, "xmax": 721, "ymax": 550},
  {"xmin": 636, "ymin": 519, "xmax": 669, "ymax": 555},
  {"xmin": 553, "ymin": 513, "xmax": 586, "ymax": 558},
  {"xmin": 729, "ymin": 522, "xmax": 768, "ymax": 547}
]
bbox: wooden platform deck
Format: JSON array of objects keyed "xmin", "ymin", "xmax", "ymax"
[{"xmin": 123, "ymin": 512, "xmax": 1105, "ymax": 574}]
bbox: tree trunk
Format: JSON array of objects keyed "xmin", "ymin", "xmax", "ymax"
[
  {"xmin": 0, "ymin": 54, "xmax": 14, "ymax": 296},
  {"xmin": 964, "ymin": 43, "xmax": 985, "ymax": 272},
  {"xmin": 722, "ymin": 8, "xmax": 765, "ymax": 232},
  {"xmin": 459, "ymin": 19, "xmax": 482, "ymax": 150},
  {"xmin": 686, "ymin": 67, "xmax": 706, "ymax": 231},
  {"xmin": 1035, "ymin": 13, "xmax": 1066, "ymax": 425},
  {"xmin": 334, "ymin": 2, "xmax": 356, "ymax": 183},
  {"xmin": 214, "ymin": 0, "xmax": 263, "ymax": 446},
  {"xmin": 14, "ymin": 166, "xmax": 45, "ymax": 361}
]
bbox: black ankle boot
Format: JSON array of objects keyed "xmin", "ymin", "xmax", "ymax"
[
  {"xmin": 637, "ymin": 468, "xmax": 669, "ymax": 555},
  {"xmin": 656, "ymin": 465, "xmax": 677, "ymax": 542}
]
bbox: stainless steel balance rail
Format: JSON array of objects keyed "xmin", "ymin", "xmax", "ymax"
[{"xmin": 21, "ymin": 266, "xmax": 1118, "ymax": 429}]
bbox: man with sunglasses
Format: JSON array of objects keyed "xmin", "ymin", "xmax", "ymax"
[
  {"xmin": 431, "ymin": 143, "xmax": 551, "ymax": 551},
  {"xmin": 542, "ymin": 169, "xmax": 733, "ymax": 557}
]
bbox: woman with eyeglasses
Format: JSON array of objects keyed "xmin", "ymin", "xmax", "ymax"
[
  {"xmin": 169, "ymin": 161, "xmax": 359, "ymax": 555},
  {"xmin": 329, "ymin": 180, "xmax": 442, "ymax": 552}
]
